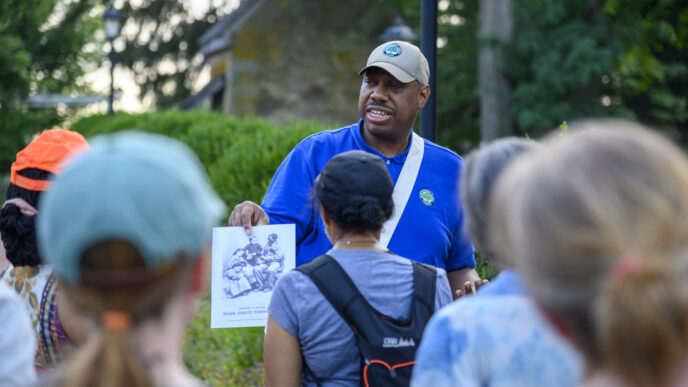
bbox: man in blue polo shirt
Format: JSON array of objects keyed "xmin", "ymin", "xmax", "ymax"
[{"xmin": 229, "ymin": 40, "xmax": 483, "ymax": 298}]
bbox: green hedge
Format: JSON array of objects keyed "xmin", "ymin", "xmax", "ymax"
[
  {"xmin": 71, "ymin": 109, "xmax": 325, "ymax": 386},
  {"xmin": 71, "ymin": 110, "xmax": 325, "ymax": 215}
]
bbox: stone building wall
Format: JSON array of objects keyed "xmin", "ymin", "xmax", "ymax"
[{"xmin": 227, "ymin": 1, "xmax": 389, "ymax": 127}]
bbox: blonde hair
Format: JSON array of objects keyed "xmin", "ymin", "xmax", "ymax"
[
  {"xmin": 489, "ymin": 120, "xmax": 688, "ymax": 387},
  {"xmin": 58, "ymin": 241, "xmax": 194, "ymax": 387}
]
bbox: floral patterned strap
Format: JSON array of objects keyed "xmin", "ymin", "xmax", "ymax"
[{"xmin": 38, "ymin": 272, "xmax": 71, "ymax": 368}]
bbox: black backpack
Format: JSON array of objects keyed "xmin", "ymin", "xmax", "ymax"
[{"xmin": 295, "ymin": 254, "xmax": 437, "ymax": 387}]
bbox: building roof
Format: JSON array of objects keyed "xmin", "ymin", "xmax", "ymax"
[
  {"xmin": 27, "ymin": 93, "xmax": 109, "ymax": 108},
  {"xmin": 179, "ymin": 75, "xmax": 225, "ymax": 110},
  {"xmin": 198, "ymin": 0, "xmax": 268, "ymax": 58}
]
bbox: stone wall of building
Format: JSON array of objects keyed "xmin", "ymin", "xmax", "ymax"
[{"xmin": 228, "ymin": 0, "xmax": 393, "ymax": 127}]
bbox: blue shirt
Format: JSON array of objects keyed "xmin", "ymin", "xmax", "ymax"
[
  {"xmin": 261, "ymin": 120, "xmax": 475, "ymax": 270},
  {"xmin": 477, "ymin": 268, "xmax": 527, "ymax": 297},
  {"xmin": 412, "ymin": 268, "xmax": 583, "ymax": 387},
  {"xmin": 412, "ymin": 294, "xmax": 583, "ymax": 387}
]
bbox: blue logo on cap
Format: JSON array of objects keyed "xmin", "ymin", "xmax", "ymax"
[{"xmin": 383, "ymin": 43, "xmax": 402, "ymax": 57}]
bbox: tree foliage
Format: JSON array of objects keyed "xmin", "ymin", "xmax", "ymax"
[
  {"xmin": 389, "ymin": 0, "xmax": 687, "ymax": 149},
  {"xmin": 436, "ymin": 0, "xmax": 481, "ymax": 150},
  {"xmin": 115, "ymin": 0, "xmax": 222, "ymax": 108},
  {"xmin": 606, "ymin": 0, "xmax": 688, "ymax": 139},
  {"xmin": 508, "ymin": 0, "xmax": 687, "ymax": 140},
  {"xmin": 507, "ymin": 0, "xmax": 627, "ymax": 135},
  {"xmin": 0, "ymin": 0, "xmax": 99, "ymax": 172}
]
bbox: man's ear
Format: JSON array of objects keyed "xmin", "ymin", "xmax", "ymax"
[{"xmin": 417, "ymin": 84, "xmax": 431, "ymax": 110}]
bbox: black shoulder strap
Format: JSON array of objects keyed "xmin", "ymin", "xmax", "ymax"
[
  {"xmin": 295, "ymin": 254, "xmax": 364, "ymax": 319},
  {"xmin": 410, "ymin": 261, "xmax": 437, "ymax": 317},
  {"xmin": 295, "ymin": 255, "xmax": 362, "ymax": 387},
  {"xmin": 297, "ymin": 255, "xmax": 438, "ymax": 322}
]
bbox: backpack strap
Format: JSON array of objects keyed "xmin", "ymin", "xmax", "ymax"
[
  {"xmin": 295, "ymin": 255, "xmax": 364, "ymax": 385},
  {"xmin": 410, "ymin": 261, "xmax": 437, "ymax": 318},
  {"xmin": 295, "ymin": 254, "xmax": 365, "ymax": 321},
  {"xmin": 296, "ymin": 255, "xmax": 438, "ymax": 324}
]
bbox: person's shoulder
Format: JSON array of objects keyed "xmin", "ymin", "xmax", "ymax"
[
  {"xmin": 420, "ymin": 137, "xmax": 464, "ymax": 167},
  {"xmin": 0, "ymin": 281, "xmax": 14, "ymax": 298},
  {"xmin": 331, "ymin": 249, "xmax": 413, "ymax": 266},
  {"xmin": 274, "ymin": 266, "xmax": 320, "ymax": 293},
  {"xmin": 437, "ymin": 293, "xmax": 534, "ymax": 323},
  {"xmin": 294, "ymin": 123, "xmax": 358, "ymax": 150},
  {"xmin": 401, "ymin": 258, "xmax": 445, "ymax": 279},
  {"xmin": 28, "ymin": 373, "xmax": 58, "ymax": 387},
  {"xmin": 0, "ymin": 281, "xmax": 24, "ymax": 314},
  {"xmin": 432, "ymin": 265, "xmax": 448, "ymax": 281},
  {"xmin": 368, "ymin": 251, "xmax": 418, "ymax": 272},
  {"xmin": 478, "ymin": 269, "xmax": 527, "ymax": 297},
  {"xmin": 273, "ymin": 268, "xmax": 301, "ymax": 288}
]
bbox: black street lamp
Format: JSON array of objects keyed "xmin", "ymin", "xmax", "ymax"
[
  {"xmin": 103, "ymin": 5, "xmax": 122, "ymax": 116},
  {"xmin": 380, "ymin": 16, "xmax": 417, "ymax": 42},
  {"xmin": 420, "ymin": 0, "xmax": 437, "ymax": 142}
]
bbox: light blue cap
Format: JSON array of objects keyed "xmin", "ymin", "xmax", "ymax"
[{"xmin": 37, "ymin": 131, "xmax": 226, "ymax": 284}]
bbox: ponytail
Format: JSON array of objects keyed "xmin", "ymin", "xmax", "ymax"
[
  {"xmin": 61, "ymin": 328, "xmax": 153, "ymax": 387},
  {"xmin": 58, "ymin": 241, "xmax": 194, "ymax": 387},
  {"xmin": 594, "ymin": 257, "xmax": 688, "ymax": 387}
]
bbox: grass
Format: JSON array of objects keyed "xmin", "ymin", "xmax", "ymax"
[{"xmin": 184, "ymin": 292, "xmax": 265, "ymax": 386}]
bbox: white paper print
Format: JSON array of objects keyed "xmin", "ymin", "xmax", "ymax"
[{"xmin": 211, "ymin": 224, "xmax": 295, "ymax": 328}]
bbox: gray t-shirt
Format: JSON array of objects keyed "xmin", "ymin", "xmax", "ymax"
[{"xmin": 268, "ymin": 249, "xmax": 453, "ymax": 386}]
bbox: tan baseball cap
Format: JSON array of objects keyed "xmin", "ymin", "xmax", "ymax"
[{"xmin": 358, "ymin": 41, "xmax": 429, "ymax": 86}]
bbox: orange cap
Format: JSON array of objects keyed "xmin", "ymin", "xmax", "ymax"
[{"xmin": 10, "ymin": 129, "xmax": 89, "ymax": 191}]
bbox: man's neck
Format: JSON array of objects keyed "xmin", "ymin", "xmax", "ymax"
[{"xmin": 361, "ymin": 128, "xmax": 412, "ymax": 158}]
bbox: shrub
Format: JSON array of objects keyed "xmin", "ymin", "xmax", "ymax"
[
  {"xmin": 70, "ymin": 110, "xmax": 325, "ymax": 210},
  {"xmin": 207, "ymin": 121, "xmax": 324, "ymax": 208},
  {"xmin": 476, "ymin": 251, "xmax": 498, "ymax": 281}
]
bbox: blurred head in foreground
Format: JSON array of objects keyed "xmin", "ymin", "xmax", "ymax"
[
  {"xmin": 490, "ymin": 119, "xmax": 688, "ymax": 387},
  {"xmin": 460, "ymin": 137, "xmax": 540, "ymax": 266},
  {"xmin": 37, "ymin": 131, "xmax": 225, "ymax": 387}
]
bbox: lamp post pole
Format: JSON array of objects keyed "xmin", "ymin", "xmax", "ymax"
[
  {"xmin": 103, "ymin": 4, "xmax": 121, "ymax": 116},
  {"xmin": 420, "ymin": 0, "xmax": 437, "ymax": 142},
  {"xmin": 108, "ymin": 43, "xmax": 116, "ymax": 115}
]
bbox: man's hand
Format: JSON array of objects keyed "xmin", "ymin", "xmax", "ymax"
[
  {"xmin": 454, "ymin": 278, "xmax": 490, "ymax": 299},
  {"xmin": 228, "ymin": 200, "xmax": 270, "ymax": 235},
  {"xmin": 446, "ymin": 267, "xmax": 488, "ymax": 300}
]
